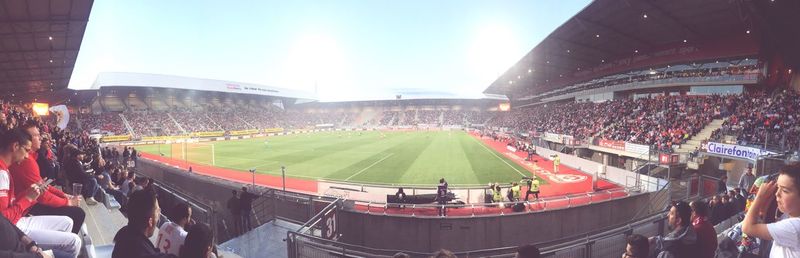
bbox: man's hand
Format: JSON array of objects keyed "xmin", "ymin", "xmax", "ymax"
[
  {"xmin": 67, "ymin": 196, "xmax": 81, "ymax": 206},
  {"xmin": 24, "ymin": 184, "xmax": 43, "ymax": 201},
  {"xmin": 37, "ymin": 249, "xmax": 54, "ymax": 258}
]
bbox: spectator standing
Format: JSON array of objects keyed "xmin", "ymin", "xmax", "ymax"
[
  {"xmin": 226, "ymin": 190, "xmax": 240, "ymax": 235},
  {"xmin": 742, "ymin": 163, "xmax": 800, "ymax": 258},
  {"xmin": 651, "ymin": 201, "xmax": 699, "ymax": 258},
  {"xmin": 436, "ymin": 178, "xmax": 448, "ymax": 216},
  {"xmin": 738, "ymin": 166, "xmax": 756, "ymax": 194},
  {"xmin": 238, "ymin": 187, "xmax": 259, "ymax": 232},
  {"xmin": 717, "ymin": 175, "xmax": 728, "ymax": 194}
]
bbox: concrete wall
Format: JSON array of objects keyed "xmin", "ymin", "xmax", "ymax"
[
  {"xmin": 337, "ymin": 191, "xmax": 660, "ymax": 253},
  {"xmin": 136, "ymin": 158, "xmax": 668, "ymax": 253}
]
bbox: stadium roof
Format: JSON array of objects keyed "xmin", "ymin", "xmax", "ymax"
[
  {"xmin": 484, "ymin": 0, "xmax": 800, "ymax": 97},
  {"xmin": 0, "ymin": 0, "xmax": 93, "ymax": 95},
  {"xmin": 90, "ymin": 72, "xmax": 318, "ymax": 101}
]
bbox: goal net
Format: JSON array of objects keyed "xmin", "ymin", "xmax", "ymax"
[{"xmin": 170, "ymin": 141, "xmax": 216, "ymax": 166}]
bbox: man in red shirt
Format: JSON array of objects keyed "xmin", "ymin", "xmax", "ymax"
[
  {"xmin": 689, "ymin": 200, "xmax": 718, "ymax": 258},
  {"xmin": 10, "ymin": 122, "xmax": 85, "ymax": 234},
  {"xmin": 0, "ymin": 128, "xmax": 81, "ymax": 258}
]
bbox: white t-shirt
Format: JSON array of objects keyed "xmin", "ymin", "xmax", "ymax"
[
  {"xmin": 156, "ymin": 222, "xmax": 188, "ymax": 256},
  {"xmin": 767, "ymin": 215, "xmax": 800, "ymax": 258}
]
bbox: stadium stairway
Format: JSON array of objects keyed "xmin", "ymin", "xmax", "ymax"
[
  {"xmin": 675, "ymin": 118, "xmax": 726, "ymax": 154},
  {"xmin": 218, "ymin": 219, "xmax": 302, "ymax": 258}
]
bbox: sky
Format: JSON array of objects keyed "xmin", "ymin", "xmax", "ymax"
[{"xmin": 68, "ymin": 0, "xmax": 592, "ymax": 101}]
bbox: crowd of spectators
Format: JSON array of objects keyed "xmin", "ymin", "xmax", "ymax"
[
  {"xmin": 76, "ymin": 113, "xmax": 128, "ymax": 135},
  {"xmin": 520, "ymin": 61, "xmax": 761, "ymax": 101},
  {"xmin": 710, "ymin": 90, "xmax": 800, "ymax": 151},
  {"xmin": 488, "ymin": 94, "xmax": 735, "ymax": 152},
  {"xmin": 416, "ymin": 110, "xmax": 441, "ymax": 124},
  {"xmin": 400, "ymin": 110, "xmax": 416, "ymax": 125},
  {"xmin": 379, "ymin": 111, "xmax": 398, "ymax": 126}
]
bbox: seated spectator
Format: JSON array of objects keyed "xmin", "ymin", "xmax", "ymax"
[
  {"xmin": 0, "ymin": 214, "xmax": 54, "ymax": 258},
  {"xmin": 742, "ymin": 162, "xmax": 800, "ymax": 257},
  {"xmin": 157, "ymin": 203, "xmax": 192, "ymax": 256},
  {"xmin": 0, "ymin": 128, "xmax": 81, "ymax": 258},
  {"xmin": 179, "ymin": 223, "xmax": 216, "ymax": 258},
  {"xmin": 688, "ymin": 201, "xmax": 717, "ymax": 258},
  {"xmin": 112, "ymin": 188, "xmax": 175, "ymax": 258},
  {"xmin": 515, "ymin": 244, "xmax": 540, "ymax": 258},
  {"xmin": 97, "ymin": 167, "xmax": 128, "ymax": 207},
  {"xmin": 623, "ymin": 234, "xmax": 647, "ymax": 258},
  {"xmin": 10, "ymin": 122, "xmax": 86, "ymax": 235},
  {"xmin": 651, "ymin": 201, "xmax": 698, "ymax": 258},
  {"xmin": 63, "ymin": 147, "xmax": 100, "ymax": 205}
]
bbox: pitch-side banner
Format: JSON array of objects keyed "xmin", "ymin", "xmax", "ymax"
[{"xmin": 704, "ymin": 142, "xmax": 774, "ymax": 161}]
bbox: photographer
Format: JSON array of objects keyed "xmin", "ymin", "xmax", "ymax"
[{"xmin": 742, "ymin": 162, "xmax": 800, "ymax": 257}]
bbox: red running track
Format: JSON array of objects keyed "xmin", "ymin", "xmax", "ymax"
[{"xmin": 140, "ymin": 133, "xmax": 628, "ymax": 217}]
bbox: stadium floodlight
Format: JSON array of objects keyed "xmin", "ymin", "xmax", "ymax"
[{"xmin": 48, "ymin": 36, "xmax": 53, "ymax": 40}]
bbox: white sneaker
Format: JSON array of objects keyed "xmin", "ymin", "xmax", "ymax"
[{"xmin": 86, "ymin": 197, "xmax": 98, "ymax": 205}]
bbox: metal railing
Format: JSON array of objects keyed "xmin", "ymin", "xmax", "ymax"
[{"xmin": 346, "ymin": 188, "xmax": 630, "ymax": 218}]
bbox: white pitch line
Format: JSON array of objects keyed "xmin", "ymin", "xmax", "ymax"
[
  {"xmin": 344, "ymin": 153, "xmax": 395, "ymax": 181},
  {"xmin": 473, "ymin": 138, "xmax": 528, "ymax": 177}
]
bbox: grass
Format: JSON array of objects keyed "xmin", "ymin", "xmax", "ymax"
[{"xmin": 136, "ymin": 131, "xmax": 542, "ymax": 186}]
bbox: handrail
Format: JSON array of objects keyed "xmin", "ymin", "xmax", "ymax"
[
  {"xmin": 347, "ymin": 188, "xmax": 630, "ymax": 218},
  {"xmin": 295, "ymin": 198, "xmax": 340, "ymax": 234}
]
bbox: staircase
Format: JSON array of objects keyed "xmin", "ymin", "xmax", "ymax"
[
  {"xmin": 119, "ymin": 113, "xmax": 135, "ymax": 136},
  {"xmin": 675, "ymin": 118, "xmax": 725, "ymax": 154},
  {"xmin": 167, "ymin": 113, "xmax": 187, "ymax": 134}
]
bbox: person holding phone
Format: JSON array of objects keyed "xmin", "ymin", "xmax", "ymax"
[
  {"xmin": 742, "ymin": 162, "xmax": 800, "ymax": 257},
  {"xmin": 10, "ymin": 122, "xmax": 86, "ymax": 234}
]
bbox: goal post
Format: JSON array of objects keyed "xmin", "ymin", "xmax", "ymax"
[{"xmin": 170, "ymin": 141, "xmax": 216, "ymax": 166}]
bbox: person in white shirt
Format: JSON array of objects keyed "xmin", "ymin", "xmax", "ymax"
[
  {"xmin": 156, "ymin": 202, "xmax": 192, "ymax": 256},
  {"xmin": 742, "ymin": 162, "xmax": 800, "ymax": 258}
]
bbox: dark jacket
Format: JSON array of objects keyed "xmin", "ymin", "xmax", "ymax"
[
  {"xmin": 227, "ymin": 196, "xmax": 240, "ymax": 215},
  {"xmin": 654, "ymin": 225, "xmax": 700, "ymax": 258},
  {"xmin": 0, "ymin": 215, "xmax": 40, "ymax": 258},
  {"xmin": 65, "ymin": 159, "xmax": 91, "ymax": 183},
  {"xmin": 112, "ymin": 225, "xmax": 176, "ymax": 258},
  {"xmin": 239, "ymin": 191, "xmax": 258, "ymax": 212}
]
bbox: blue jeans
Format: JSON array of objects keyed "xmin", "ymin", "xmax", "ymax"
[{"xmin": 82, "ymin": 178, "xmax": 100, "ymax": 199}]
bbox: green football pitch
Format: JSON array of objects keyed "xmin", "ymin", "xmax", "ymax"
[{"xmin": 136, "ymin": 131, "xmax": 541, "ymax": 186}]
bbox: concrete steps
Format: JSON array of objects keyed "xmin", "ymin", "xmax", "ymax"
[{"xmin": 675, "ymin": 118, "xmax": 725, "ymax": 154}]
